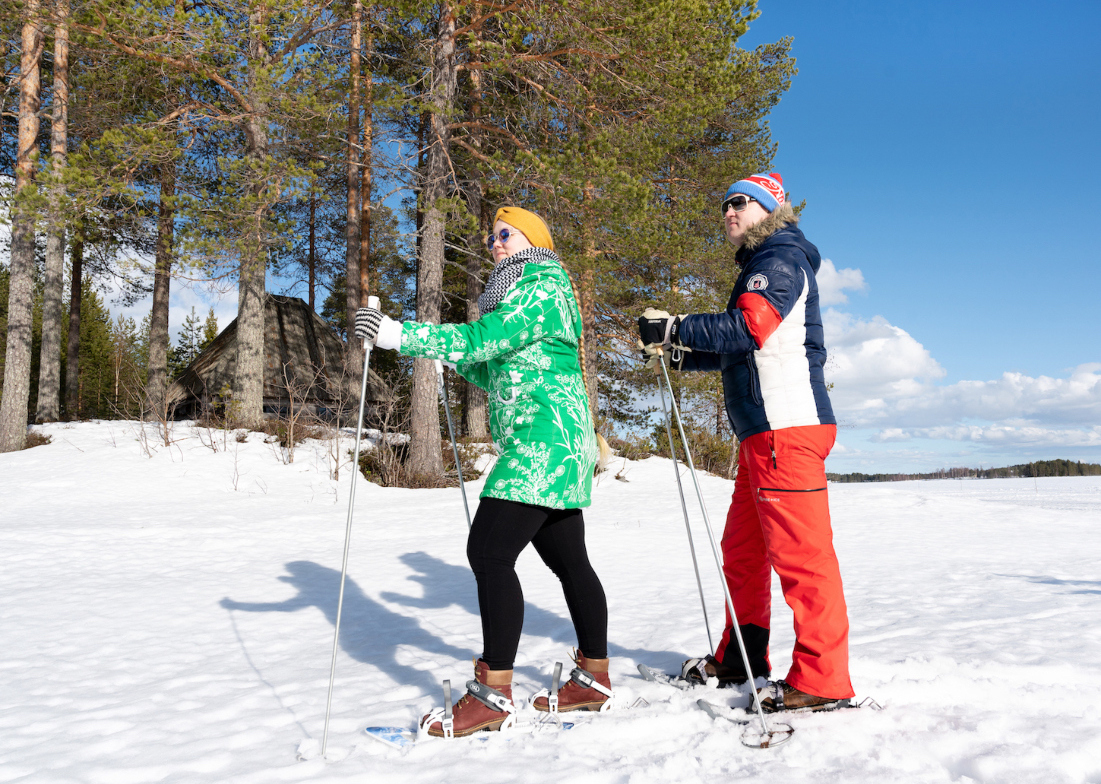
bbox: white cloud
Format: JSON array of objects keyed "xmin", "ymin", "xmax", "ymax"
[
  {"xmin": 820, "ymin": 266, "xmax": 1101, "ymax": 465},
  {"xmin": 816, "ymin": 258, "xmax": 866, "ymax": 306},
  {"xmin": 888, "ymin": 424, "xmax": 1101, "ymax": 448},
  {"xmin": 823, "ymin": 309, "xmax": 945, "ymax": 420},
  {"xmin": 101, "ymin": 269, "xmax": 239, "ymax": 343},
  {"xmin": 819, "ymin": 257, "xmax": 1101, "ymax": 464}
]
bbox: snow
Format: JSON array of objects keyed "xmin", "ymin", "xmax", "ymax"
[{"xmin": 2, "ymin": 421, "xmax": 1100, "ymax": 783}]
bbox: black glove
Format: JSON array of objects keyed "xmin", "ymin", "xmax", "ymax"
[
  {"xmin": 638, "ymin": 308, "xmax": 673, "ymax": 347},
  {"xmin": 638, "ymin": 308, "xmax": 689, "ymax": 348},
  {"xmin": 354, "ymin": 307, "xmax": 384, "ymax": 343}
]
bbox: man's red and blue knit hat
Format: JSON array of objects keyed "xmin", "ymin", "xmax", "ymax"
[{"xmin": 724, "ymin": 172, "xmax": 786, "ymax": 213}]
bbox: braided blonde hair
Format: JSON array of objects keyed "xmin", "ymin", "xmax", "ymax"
[{"xmin": 497, "ymin": 204, "xmax": 609, "ymax": 474}]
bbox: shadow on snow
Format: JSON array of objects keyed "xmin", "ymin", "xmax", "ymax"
[
  {"xmin": 221, "ymin": 559, "xmax": 476, "ymax": 697},
  {"xmin": 222, "ymin": 553, "xmax": 697, "ymax": 693},
  {"xmin": 1016, "ymin": 574, "xmax": 1101, "ymax": 595}
]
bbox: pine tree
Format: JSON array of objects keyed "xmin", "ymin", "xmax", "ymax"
[
  {"xmin": 200, "ymin": 307, "xmax": 218, "ymax": 352},
  {"xmin": 0, "ymin": 0, "xmax": 45, "ymax": 451},
  {"xmin": 169, "ymin": 307, "xmax": 204, "ymax": 379},
  {"xmin": 73, "ymin": 284, "xmax": 113, "ymax": 419},
  {"xmin": 77, "ymin": 0, "xmax": 352, "ymax": 428},
  {"xmin": 35, "ymin": 0, "xmax": 71, "ymax": 423}
]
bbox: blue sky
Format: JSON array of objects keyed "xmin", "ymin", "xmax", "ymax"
[{"xmin": 735, "ymin": 0, "xmax": 1101, "ymax": 471}]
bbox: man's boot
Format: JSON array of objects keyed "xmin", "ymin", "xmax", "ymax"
[
  {"xmin": 757, "ymin": 680, "xmax": 852, "ymax": 713},
  {"xmin": 423, "ymin": 659, "xmax": 514, "ymax": 737},
  {"xmin": 533, "ymin": 651, "xmax": 612, "ymax": 713}
]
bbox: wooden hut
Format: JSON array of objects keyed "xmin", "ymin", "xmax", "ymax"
[{"xmin": 166, "ymin": 294, "xmax": 391, "ymax": 419}]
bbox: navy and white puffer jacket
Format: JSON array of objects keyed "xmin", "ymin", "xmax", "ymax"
[{"xmin": 675, "ymin": 207, "xmax": 835, "ymax": 440}]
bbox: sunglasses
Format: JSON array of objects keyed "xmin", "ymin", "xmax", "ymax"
[
  {"xmin": 721, "ymin": 194, "xmax": 755, "ymax": 214},
  {"xmin": 486, "ymin": 227, "xmax": 521, "ymax": 250}
]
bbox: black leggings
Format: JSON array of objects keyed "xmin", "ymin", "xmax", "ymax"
[{"xmin": 466, "ymin": 497, "xmax": 608, "ymax": 670}]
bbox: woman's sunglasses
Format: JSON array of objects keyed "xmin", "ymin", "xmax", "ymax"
[
  {"xmin": 721, "ymin": 194, "xmax": 755, "ymax": 214},
  {"xmin": 486, "ymin": 228, "xmax": 520, "ymax": 250}
]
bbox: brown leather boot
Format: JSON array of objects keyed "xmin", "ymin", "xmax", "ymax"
[
  {"xmin": 533, "ymin": 651, "xmax": 612, "ymax": 713},
  {"xmin": 758, "ymin": 680, "xmax": 851, "ymax": 713},
  {"xmin": 423, "ymin": 660, "xmax": 514, "ymax": 737}
]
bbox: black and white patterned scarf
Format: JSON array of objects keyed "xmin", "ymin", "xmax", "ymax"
[{"xmin": 477, "ymin": 246, "xmax": 561, "ymax": 315}]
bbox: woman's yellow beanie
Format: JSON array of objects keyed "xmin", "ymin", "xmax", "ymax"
[{"xmin": 493, "ymin": 207, "xmax": 554, "ymax": 251}]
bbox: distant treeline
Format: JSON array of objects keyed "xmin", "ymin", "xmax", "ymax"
[{"xmin": 827, "ymin": 460, "xmax": 1101, "ymax": 483}]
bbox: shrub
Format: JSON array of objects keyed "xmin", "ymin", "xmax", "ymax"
[
  {"xmin": 357, "ymin": 438, "xmax": 481, "ymax": 488},
  {"xmin": 605, "ymin": 434, "xmax": 653, "ymax": 461},
  {"xmin": 651, "ymin": 423, "xmax": 738, "ymax": 479},
  {"xmin": 23, "ymin": 431, "xmax": 52, "ymax": 449}
]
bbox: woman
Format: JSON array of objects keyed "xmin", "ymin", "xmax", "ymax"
[{"xmin": 354, "ymin": 206, "xmax": 612, "ymax": 737}]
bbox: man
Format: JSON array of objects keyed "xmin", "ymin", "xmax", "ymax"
[{"xmin": 638, "ymin": 172, "xmax": 854, "ymax": 712}]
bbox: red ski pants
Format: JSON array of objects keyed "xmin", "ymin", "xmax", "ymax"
[{"xmin": 715, "ymin": 424, "xmax": 854, "ymax": 699}]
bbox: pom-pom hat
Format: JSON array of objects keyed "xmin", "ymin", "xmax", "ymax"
[
  {"xmin": 724, "ymin": 172, "xmax": 786, "ymax": 213},
  {"xmin": 493, "ymin": 206, "xmax": 554, "ymax": 251}
]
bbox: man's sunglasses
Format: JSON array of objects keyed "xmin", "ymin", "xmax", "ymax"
[
  {"xmin": 721, "ymin": 194, "xmax": 755, "ymax": 214},
  {"xmin": 486, "ymin": 227, "xmax": 520, "ymax": 250}
]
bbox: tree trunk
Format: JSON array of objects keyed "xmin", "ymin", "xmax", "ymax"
[
  {"xmin": 35, "ymin": 0, "xmax": 69, "ymax": 423},
  {"xmin": 64, "ymin": 235, "xmax": 83, "ymax": 417},
  {"xmin": 308, "ymin": 192, "xmax": 316, "ymax": 311},
  {"xmin": 460, "ymin": 59, "xmax": 487, "ymax": 438},
  {"xmin": 359, "ymin": 23, "xmax": 373, "ymax": 302},
  {"xmin": 146, "ymin": 163, "xmax": 174, "ymax": 415},
  {"xmin": 344, "ymin": 0, "xmax": 362, "ymax": 371},
  {"xmin": 726, "ymin": 434, "xmax": 739, "ymax": 481},
  {"xmin": 462, "ymin": 177, "xmax": 488, "ymax": 438},
  {"xmin": 579, "ymin": 181, "xmax": 599, "ymax": 416},
  {"xmin": 408, "ymin": 5, "xmax": 455, "ymax": 477},
  {"xmin": 578, "ymin": 265, "xmax": 598, "ymax": 416},
  {"xmin": 0, "ymin": 1, "xmax": 44, "ymax": 452},
  {"xmin": 234, "ymin": 9, "xmax": 270, "ymax": 428}
]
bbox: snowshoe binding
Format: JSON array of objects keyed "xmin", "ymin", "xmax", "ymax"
[
  {"xmin": 681, "ymin": 654, "xmax": 752, "ymax": 687},
  {"xmin": 419, "ymin": 659, "xmax": 516, "ymax": 738},
  {"xmin": 533, "ymin": 650, "xmax": 614, "ymax": 713}
]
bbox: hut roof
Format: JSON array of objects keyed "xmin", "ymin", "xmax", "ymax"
[{"xmin": 166, "ymin": 294, "xmax": 392, "ymax": 414}]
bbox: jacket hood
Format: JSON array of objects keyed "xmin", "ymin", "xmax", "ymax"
[{"xmin": 737, "ymin": 202, "xmax": 821, "ymax": 273}]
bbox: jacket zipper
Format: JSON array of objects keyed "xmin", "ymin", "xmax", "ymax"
[{"xmin": 747, "ymin": 358, "xmax": 763, "ymax": 405}]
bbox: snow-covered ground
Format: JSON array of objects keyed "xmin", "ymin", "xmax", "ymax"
[{"xmin": 2, "ymin": 421, "xmax": 1099, "ymax": 784}]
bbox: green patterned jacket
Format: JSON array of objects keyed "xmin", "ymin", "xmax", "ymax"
[{"xmin": 399, "ymin": 258, "xmax": 598, "ymax": 509}]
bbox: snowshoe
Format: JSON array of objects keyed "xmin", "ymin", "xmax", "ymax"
[
  {"xmin": 419, "ymin": 660, "xmax": 516, "ymax": 738},
  {"xmin": 757, "ymin": 680, "xmax": 852, "ymax": 713},
  {"xmin": 533, "ymin": 651, "xmax": 614, "ymax": 713}
]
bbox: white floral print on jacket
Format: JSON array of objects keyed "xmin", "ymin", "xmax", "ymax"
[{"xmin": 399, "ymin": 256, "xmax": 598, "ymax": 509}]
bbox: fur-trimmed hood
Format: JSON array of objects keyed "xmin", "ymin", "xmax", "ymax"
[
  {"xmin": 735, "ymin": 202, "xmax": 820, "ymax": 274},
  {"xmin": 739, "ymin": 202, "xmax": 798, "ymax": 252}
]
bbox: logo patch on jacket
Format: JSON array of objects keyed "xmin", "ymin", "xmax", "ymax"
[{"xmin": 747, "ymin": 274, "xmax": 769, "ymax": 291}]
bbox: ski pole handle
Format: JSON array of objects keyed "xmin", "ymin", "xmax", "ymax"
[{"xmin": 362, "ymin": 295, "xmax": 380, "ymax": 350}]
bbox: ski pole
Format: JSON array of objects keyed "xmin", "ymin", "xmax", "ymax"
[
  {"xmin": 321, "ymin": 294, "xmax": 380, "ymax": 758},
  {"xmin": 659, "ymin": 352, "xmax": 784, "ymax": 746},
  {"xmin": 435, "ymin": 359, "xmax": 471, "ymax": 530},
  {"xmin": 657, "ymin": 364, "xmax": 714, "ymax": 654}
]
